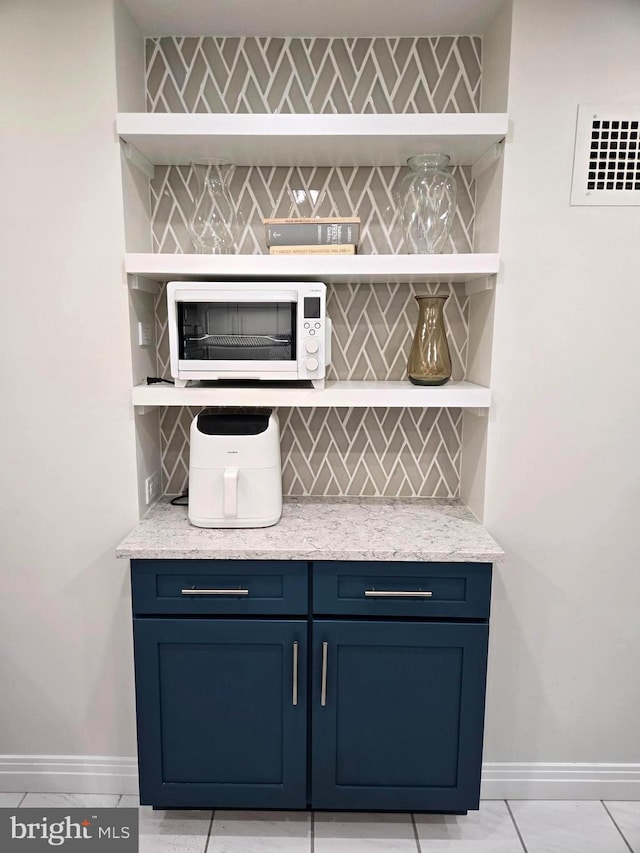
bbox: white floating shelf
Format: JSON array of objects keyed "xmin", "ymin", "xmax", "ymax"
[
  {"xmin": 117, "ymin": 112, "xmax": 508, "ymax": 168},
  {"xmin": 125, "ymin": 253, "xmax": 499, "ymax": 286},
  {"xmin": 132, "ymin": 380, "xmax": 491, "ymax": 410}
]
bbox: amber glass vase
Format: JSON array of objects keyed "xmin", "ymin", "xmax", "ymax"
[{"xmin": 407, "ymin": 295, "xmax": 452, "ymax": 386}]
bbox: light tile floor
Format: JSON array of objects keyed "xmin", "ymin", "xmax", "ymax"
[{"xmin": 4, "ymin": 795, "xmax": 640, "ymax": 851}]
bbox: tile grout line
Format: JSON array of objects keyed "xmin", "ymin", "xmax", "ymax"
[
  {"xmin": 310, "ymin": 810, "xmax": 314, "ymax": 853},
  {"xmin": 505, "ymin": 800, "xmax": 529, "ymax": 853},
  {"xmin": 410, "ymin": 813, "xmax": 423, "ymax": 853},
  {"xmin": 203, "ymin": 809, "xmax": 215, "ymax": 853},
  {"xmin": 602, "ymin": 801, "xmax": 634, "ymax": 853}
]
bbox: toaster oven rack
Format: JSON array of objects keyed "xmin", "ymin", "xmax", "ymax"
[{"xmin": 186, "ymin": 333, "xmax": 291, "ymax": 348}]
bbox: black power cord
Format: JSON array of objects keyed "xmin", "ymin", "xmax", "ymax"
[
  {"xmin": 146, "ymin": 376, "xmax": 175, "ymax": 385},
  {"xmin": 146, "ymin": 376, "xmax": 184, "ymax": 504}
]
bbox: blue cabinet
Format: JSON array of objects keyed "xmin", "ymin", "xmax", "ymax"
[
  {"xmin": 133, "ymin": 617, "xmax": 307, "ymax": 808},
  {"xmin": 130, "ymin": 558, "xmax": 492, "ymax": 812},
  {"xmin": 311, "ymin": 619, "xmax": 489, "ymax": 812}
]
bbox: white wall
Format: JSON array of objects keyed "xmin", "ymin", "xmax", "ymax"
[
  {"xmin": 483, "ymin": 0, "xmax": 640, "ymax": 791},
  {"xmin": 0, "ymin": 0, "xmax": 139, "ymax": 790}
]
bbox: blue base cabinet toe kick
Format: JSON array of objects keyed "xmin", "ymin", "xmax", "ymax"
[{"xmin": 130, "ymin": 558, "xmax": 492, "ymax": 812}]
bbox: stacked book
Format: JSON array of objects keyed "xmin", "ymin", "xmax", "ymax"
[{"xmin": 263, "ymin": 216, "xmax": 360, "ymax": 255}]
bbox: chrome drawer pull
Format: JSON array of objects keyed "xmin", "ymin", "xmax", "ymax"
[
  {"xmin": 321, "ymin": 642, "xmax": 328, "ymax": 707},
  {"xmin": 292, "ymin": 642, "xmax": 299, "ymax": 706},
  {"xmin": 364, "ymin": 589, "xmax": 433, "ymax": 598},
  {"xmin": 181, "ymin": 588, "xmax": 249, "ymax": 596}
]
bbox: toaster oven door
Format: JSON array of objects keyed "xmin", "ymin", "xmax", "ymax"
[{"xmin": 176, "ymin": 297, "xmax": 298, "ymax": 376}]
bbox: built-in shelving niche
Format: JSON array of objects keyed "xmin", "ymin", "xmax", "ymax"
[{"xmin": 119, "ymin": 33, "xmax": 506, "ymax": 506}]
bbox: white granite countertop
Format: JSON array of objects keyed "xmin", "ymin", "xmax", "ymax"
[{"xmin": 116, "ymin": 498, "xmax": 503, "ymax": 563}]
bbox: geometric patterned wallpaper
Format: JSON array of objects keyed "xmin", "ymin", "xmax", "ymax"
[
  {"xmin": 159, "ymin": 405, "xmax": 463, "ymax": 498},
  {"xmin": 154, "ymin": 280, "xmax": 469, "ymax": 384},
  {"xmin": 146, "ymin": 36, "xmax": 482, "ymax": 114},
  {"xmin": 153, "ymin": 278, "xmax": 468, "ymax": 497},
  {"xmin": 146, "ymin": 36, "xmax": 482, "ymax": 497},
  {"xmin": 150, "ymin": 164, "xmax": 475, "ymax": 256}
]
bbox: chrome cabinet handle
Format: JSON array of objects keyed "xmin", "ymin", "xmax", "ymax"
[
  {"xmin": 364, "ymin": 589, "xmax": 433, "ymax": 598},
  {"xmin": 321, "ymin": 641, "xmax": 328, "ymax": 707},
  {"xmin": 181, "ymin": 588, "xmax": 249, "ymax": 596},
  {"xmin": 292, "ymin": 641, "xmax": 299, "ymax": 706}
]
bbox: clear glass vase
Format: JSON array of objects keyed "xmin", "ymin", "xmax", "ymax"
[
  {"xmin": 397, "ymin": 153, "xmax": 457, "ymax": 254},
  {"xmin": 187, "ymin": 161, "xmax": 243, "ymax": 254},
  {"xmin": 407, "ymin": 295, "xmax": 452, "ymax": 386}
]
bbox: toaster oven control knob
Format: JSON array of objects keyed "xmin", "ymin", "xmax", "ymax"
[
  {"xmin": 305, "ymin": 357, "xmax": 319, "ymax": 371},
  {"xmin": 305, "ymin": 339, "xmax": 319, "ymax": 354}
]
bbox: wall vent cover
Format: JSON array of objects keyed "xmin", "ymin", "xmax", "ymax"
[{"xmin": 571, "ymin": 104, "xmax": 640, "ymax": 206}]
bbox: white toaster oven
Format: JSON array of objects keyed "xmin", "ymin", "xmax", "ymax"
[{"xmin": 167, "ymin": 281, "xmax": 331, "ymax": 388}]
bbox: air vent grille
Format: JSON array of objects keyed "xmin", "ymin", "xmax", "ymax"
[{"xmin": 571, "ymin": 104, "xmax": 640, "ymax": 205}]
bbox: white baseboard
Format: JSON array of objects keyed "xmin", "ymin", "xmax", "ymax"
[
  {"xmin": 0, "ymin": 756, "xmax": 138, "ymax": 796},
  {"xmin": 481, "ymin": 762, "xmax": 640, "ymax": 800},
  {"xmin": 1, "ymin": 757, "xmax": 639, "ymax": 800}
]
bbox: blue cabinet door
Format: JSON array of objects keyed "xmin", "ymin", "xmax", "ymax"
[
  {"xmin": 133, "ymin": 618, "xmax": 307, "ymax": 808},
  {"xmin": 311, "ymin": 620, "xmax": 489, "ymax": 812}
]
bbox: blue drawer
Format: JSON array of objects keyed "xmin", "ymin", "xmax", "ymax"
[
  {"xmin": 312, "ymin": 561, "xmax": 491, "ymax": 619},
  {"xmin": 131, "ymin": 560, "xmax": 308, "ymax": 616}
]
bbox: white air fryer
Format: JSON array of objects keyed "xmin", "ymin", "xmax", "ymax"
[{"xmin": 188, "ymin": 408, "xmax": 282, "ymax": 528}]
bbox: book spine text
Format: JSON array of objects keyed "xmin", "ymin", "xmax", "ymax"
[
  {"xmin": 266, "ymin": 222, "xmax": 360, "ymax": 246},
  {"xmin": 269, "ymin": 244, "xmax": 356, "ymax": 255}
]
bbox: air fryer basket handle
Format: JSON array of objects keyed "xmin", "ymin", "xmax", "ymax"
[{"xmin": 223, "ymin": 467, "xmax": 239, "ymax": 517}]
